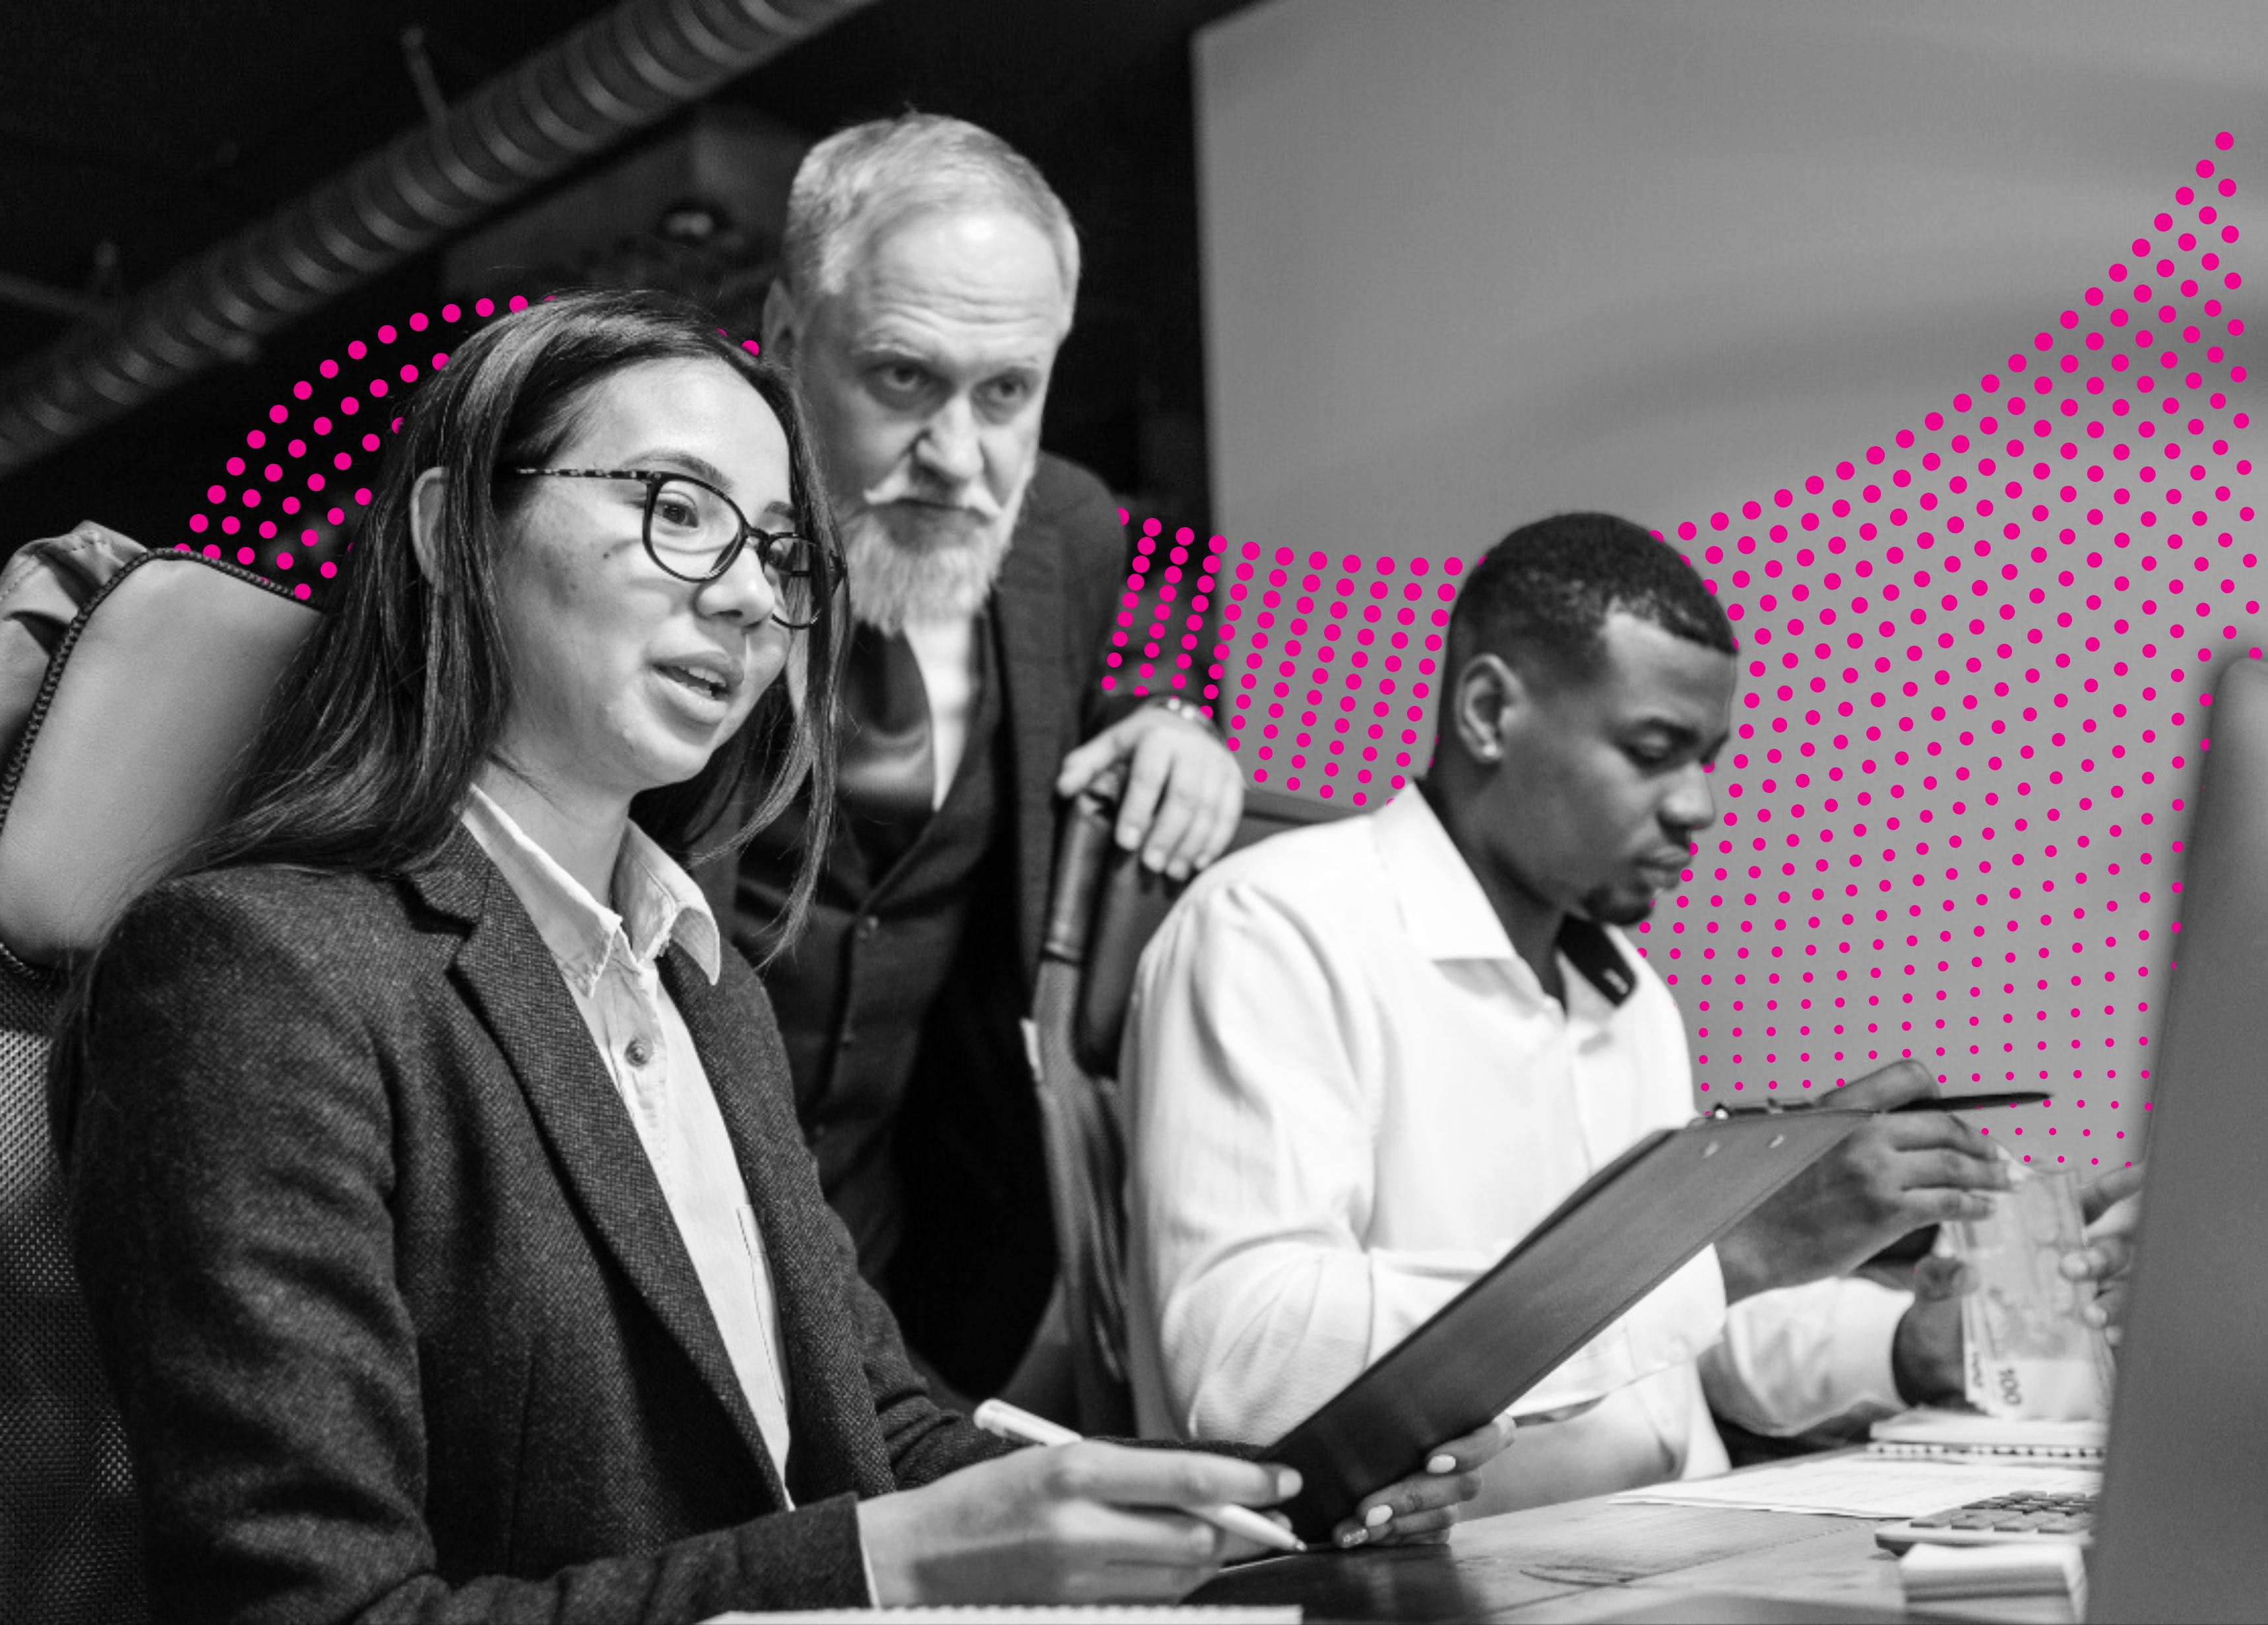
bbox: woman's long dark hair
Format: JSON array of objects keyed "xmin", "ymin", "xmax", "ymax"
[
  {"xmin": 179, "ymin": 290, "xmax": 841, "ymax": 932},
  {"xmin": 53, "ymin": 293, "xmax": 841, "ymax": 1149},
  {"xmin": 54, "ymin": 292, "xmax": 845, "ymax": 1151}
]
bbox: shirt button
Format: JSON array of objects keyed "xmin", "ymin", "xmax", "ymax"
[
  {"xmin": 857, "ymin": 916, "xmax": 880, "ymax": 940},
  {"xmin": 838, "ymin": 1032, "xmax": 858, "ymax": 1051},
  {"xmin": 625, "ymin": 1037, "xmax": 652, "ymax": 1067}
]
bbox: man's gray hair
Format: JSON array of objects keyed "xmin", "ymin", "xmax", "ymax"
[{"xmin": 780, "ymin": 113, "xmax": 1081, "ymax": 308}]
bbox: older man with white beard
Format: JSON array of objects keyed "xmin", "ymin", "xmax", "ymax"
[{"xmin": 720, "ymin": 114, "xmax": 1244, "ymax": 1404}]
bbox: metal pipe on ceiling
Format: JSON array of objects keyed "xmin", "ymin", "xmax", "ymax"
[
  {"xmin": 0, "ymin": 271, "xmax": 104, "ymax": 323},
  {"xmin": 0, "ymin": 0, "xmax": 878, "ymax": 478}
]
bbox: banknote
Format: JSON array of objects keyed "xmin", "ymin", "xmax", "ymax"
[{"xmin": 1943, "ymin": 1161, "xmax": 2118, "ymax": 1421}]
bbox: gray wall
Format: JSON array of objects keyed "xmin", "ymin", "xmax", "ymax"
[{"xmin": 1195, "ymin": 1, "xmax": 2268, "ymax": 1161}]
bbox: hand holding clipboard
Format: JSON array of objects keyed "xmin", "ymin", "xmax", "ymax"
[
  {"xmin": 1263, "ymin": 1108, "xmax": 1871, "ymax": 1540},
  {"xmin": 1261, "ymin": 1060, "xmax": 2031, "ymax": 1541},
  {"xmin": 1711, "ymin": 1058, "xmax": 2023, "ymax": 1303}
]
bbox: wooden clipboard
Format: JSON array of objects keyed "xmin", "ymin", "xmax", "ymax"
[{"xmin": 1266, "ymin": 1108, "xmax": 1870, "ymax": 1539}]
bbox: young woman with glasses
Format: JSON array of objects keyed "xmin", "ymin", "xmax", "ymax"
[{"xmin": 51, "ymin": 292, "xmax": 1503, "ymax": 1622}]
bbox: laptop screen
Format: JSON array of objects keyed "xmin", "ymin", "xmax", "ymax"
[{"xmin": 2089, "ymin": 655, "xmax": 2268, "ymax": 1621}]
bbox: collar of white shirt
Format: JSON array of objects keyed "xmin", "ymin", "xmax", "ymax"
[
  {"xmin": 1373, "ymin": 784, "xmax": 1639, "ymax": 1010},
  {"xmin": 458, "ymin": 785, "xmax": 723, "ymax": 995}
]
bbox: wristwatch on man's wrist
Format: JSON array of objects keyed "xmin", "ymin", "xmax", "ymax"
[{"xmin": 1147, "ymin": 694, "xmax": 1216, "ymax": 732}]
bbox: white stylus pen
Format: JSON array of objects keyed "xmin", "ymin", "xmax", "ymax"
[{"xmin": 971, "ymin": 1398, "xmax": 1308, "ymax": 1554}]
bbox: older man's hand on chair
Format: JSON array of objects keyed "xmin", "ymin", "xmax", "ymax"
[{"xmin": 1055, "ymin": 703, "xmax": 1244, "ymax": 881}]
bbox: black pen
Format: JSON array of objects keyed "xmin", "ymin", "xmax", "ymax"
[{"xmin": 1709, "ymin": 1089, "xmax": 2050, "ymax": 1118}]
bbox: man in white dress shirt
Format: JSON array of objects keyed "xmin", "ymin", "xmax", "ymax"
[{"xmin": 1124, "ymin": 513, "xmax": 2010, "ymax": 1527}]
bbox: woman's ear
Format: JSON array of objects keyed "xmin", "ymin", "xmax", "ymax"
[{"xmin": 407, "ymin": 467, "xmax": 449, "ymax": 591}]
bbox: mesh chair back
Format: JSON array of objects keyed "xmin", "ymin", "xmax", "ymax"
[
  {"xmin": 1, "ymin": 960, "xmax": 142, "ymax": 1622},
  {"xmin": 1028, "ymin": 782, "xmax": 1352, "ymax": 1432},
  {"xmin": 0, "ymin": 540, "xmax": 319, "ymax": 1623}
]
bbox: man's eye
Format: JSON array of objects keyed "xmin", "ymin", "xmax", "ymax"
[
  {"xmin": 984, "ymin": 376, "xmax": 1032, "ymax": 406},
  {"xmin": 1625, "ymin": 747, "xmax": 1671, "ymax": 769},
  {"xmin": 873, "ymin": 364, "xmax": 929, "ymax": 395}
]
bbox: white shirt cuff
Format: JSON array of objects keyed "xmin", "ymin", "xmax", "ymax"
[
  {"xmin": 858, "ymin": 1521, "xmax": 882, "ymax": 1607},
  {"xmin": 1702, "ymin": 1275, "xmax": 1912, "ymax": 1437}
]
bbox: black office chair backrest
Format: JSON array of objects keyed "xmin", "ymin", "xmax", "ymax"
[
  {"xmin": 0, "ymin": 530, "xmax": 321, "ymax": 1624},
  {"xmin": 1058, "ymin": 785, "xmax": 1351, "ymax": 1078},
  {"xmin": 1026, "ymin": 777, "xmax": 1354, "ymax": 1432}
]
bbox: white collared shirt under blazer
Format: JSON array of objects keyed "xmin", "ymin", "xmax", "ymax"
[
  {"xmin": 461, "ymin": 788, "xmax": 796, "ymax": 1487},
  {"xmin": 1124, "ymin": 786, "xmax": 1908, "ymax": 1503}
]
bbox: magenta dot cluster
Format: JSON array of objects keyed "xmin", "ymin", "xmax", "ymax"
[
  {"xmin": 176, "ymin": 300, "xmax": 507, "ymax": 590},
  {"xmin": 177, "ymin": 294, "xmax": 769, "ymax": 592},
  {"xmin": 1104, "ymin": 513, "xmax": 1223, "ymax": 715},
  {"xmin": 1197, "ymin": 133, "xmax": 2255, "ymax": 1166},
  {"xmin": 1217, "ymin": 547, "xmax": 1460, "ymax": 806}
]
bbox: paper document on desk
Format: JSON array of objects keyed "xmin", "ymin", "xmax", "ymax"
[
  {"xmin": 1943, "ymin": 1161, "xmax": 2116, "ymax": 1422},
  {"xmin": 1610, "ymin": 1456, "xmax": 2100, "ymax": 1519}
]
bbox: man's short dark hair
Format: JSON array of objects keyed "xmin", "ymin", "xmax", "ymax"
[{"xmin": 1447, "ymin": 511, "xmax": 1737, "ymax": 685}]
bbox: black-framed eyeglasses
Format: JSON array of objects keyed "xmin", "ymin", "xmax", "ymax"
[{"xmin": 506, "ymin": 467, "xmax": 828, "ymax": 629}]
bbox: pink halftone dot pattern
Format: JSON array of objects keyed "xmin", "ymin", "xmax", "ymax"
[
  {"xmin": 1219, "ymin": 549, "xmax": 1459, "ymax": 806},
  {"xmin": 1102, "ymin": 511, "xmax": 1223, "ymax": 715},
  {"xmin": 179, "ymin": 298, "xmax": 760, "ymax": 604},
  {"xmin": 1202, "ymin": 133, "xmax": 2254, "ymax": 1162},
  {"xmin": 180, "ymin": 302, "xmax": 492, "ymax": 591},
  {"xmin": 1658, "ymin": 132, "xmax": 2250, "ymax": 1166}
]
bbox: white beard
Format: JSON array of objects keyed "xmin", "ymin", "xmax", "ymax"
[{"xmin": 840, "ymin": 486, "xmax": 1027, "ymax": 634}]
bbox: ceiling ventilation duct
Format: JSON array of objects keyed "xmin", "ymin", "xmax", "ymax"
[
  {"xmin": 441, "ymin": 103, "xmax": 808, "ymax": 335},
  {"xmin": 0, "ymin": 0, "xmax": 878, "ymax": 479}
]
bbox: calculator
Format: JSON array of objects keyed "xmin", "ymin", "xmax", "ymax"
[{"xmin": 1874, "ymin": 1489, "xmax": 2096, "ymax": 1552}]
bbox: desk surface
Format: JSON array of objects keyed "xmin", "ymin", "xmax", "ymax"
[{"xmin": 1190, "ymin": 1490, "xmax": 2078, "ymax": 1624}]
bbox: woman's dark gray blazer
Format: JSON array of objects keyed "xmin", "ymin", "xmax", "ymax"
[{"xmin": 61, "ymin": 824, "xmax": 1017, "ymax": 1623}]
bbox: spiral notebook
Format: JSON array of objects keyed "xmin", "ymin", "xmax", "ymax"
[{"xmin": 1866, "ymin": 1407, "xmax": 2106, "ymax": 1463}]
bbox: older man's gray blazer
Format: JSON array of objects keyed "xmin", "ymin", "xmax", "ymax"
[{"xmin": 60, "ymin": 825, "xmax": 1016, "ymax": 1623}]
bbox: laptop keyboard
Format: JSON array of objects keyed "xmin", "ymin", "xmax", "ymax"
[{"xmin": 1909, "ymin": 1489, "xmax": 2098, "ymax": 1535}]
